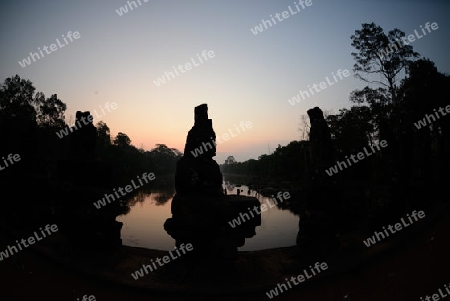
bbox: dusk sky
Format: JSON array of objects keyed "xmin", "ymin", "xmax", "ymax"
[{"xmin": 1, "ymin": 0, "xmax": 449, "ymax": 163}]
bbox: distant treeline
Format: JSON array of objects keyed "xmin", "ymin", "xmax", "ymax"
[
  {"xmin": 221, "ymin": 56, "xmax": 450, "ymax": 191},
  {"xmin": 0, "ymin": 75, "xmax": 182, "ymax": 188},
  {"xmin": 220, "ymin": 141, "xmax": 308, "ymax": 183}
]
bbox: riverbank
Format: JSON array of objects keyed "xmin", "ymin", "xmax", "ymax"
[{"xmin": 1, "ymin": 200, "xmax": 447, "ymax": 300}]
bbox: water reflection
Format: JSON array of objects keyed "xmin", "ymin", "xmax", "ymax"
[{"xmin": 117, "ymin": 178, "xmax": 300, "ymax": 251}]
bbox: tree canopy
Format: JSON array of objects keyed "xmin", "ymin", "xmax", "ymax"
[{"xmin": 0, "ymin": 74, "xmax": 182, "ymax": 184}]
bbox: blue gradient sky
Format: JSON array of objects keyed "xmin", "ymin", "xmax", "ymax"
[{"xmin": 1, "ymin": 0, "xmax": 449, "ymax": 163}]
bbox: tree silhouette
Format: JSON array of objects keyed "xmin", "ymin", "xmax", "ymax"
[
  {"xmin": 113, "ymin": 132, "xmax": 131, "ymax": 147},
  {"xmin": 350, "ymin": 22, "xmax": 419, "ymax": 103},
  {"xmin": 96, "ymin": 121, "xmax": 111, "ymax": 145},
  {"xmin": 150, "ymin": 144, "xmax": 182, "ymax": 174},
  {"xmin": 350, "ymin": 23, "xmax": 420, "ymax": 143},
  {"xmin": 225, "ymin": 155, "xmax": 236, "ymax": 165},
  {"xmin": 36, "ymin": 94, "xmax": 67, "ymax": 128},
  {"xmin": 0, "ymin": 75, "xmax": 38, "ymax": 165}
]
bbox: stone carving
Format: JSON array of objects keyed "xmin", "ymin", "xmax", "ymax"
[
  {"xmin": 165, "ymin": 104, "xmax": 260, "ymax": 258},
  {"xmin": 307, "ymin": 107, "xmax": 333, "ymax": 171},
  {"xmin": 70, "ymin": 111, "xmax": 97, "ymax": 159},
  {"xmin": 175, "ymin": 104, "xmax": 223, "ymax": 197}
]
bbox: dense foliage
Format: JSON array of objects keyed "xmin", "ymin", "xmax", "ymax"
[
  {"xmin": 0, "ymin": 75, "xmax": 182, "ymax": 186},
  {"xmin": 221, "ymin": 23, "xmax": 450, "ymax": 208}
]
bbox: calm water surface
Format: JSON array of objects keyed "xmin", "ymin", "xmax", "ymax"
[{"xmin": 117, "ymin": 177, "xmax": 299, "ymax": 251}]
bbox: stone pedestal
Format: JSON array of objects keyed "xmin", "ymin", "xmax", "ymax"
[{"xmin": 165, "ymin": 104, "xmax": 260, "ymax": 258}]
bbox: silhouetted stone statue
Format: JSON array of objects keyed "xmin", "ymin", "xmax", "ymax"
[
  {"xmin": 70, "ymin": 111, "xmax": 97, "ymax": 159},
  {"xmin": 307, "ymin": 107, "xmax": 333, "ymax": 172},
  {"xmin": 165, "ymin": 104, "xmax": 260, "ymax": 259},
  {"xmin": 175, "ymin": 104, "xmax": 223, "ymax": 196},
  {"xmin": 55, "ymin": 111, "xmax": 120, "ymax": 252},
  {"xmin": 298, "ymin": 107, "xmax": 340, "ymax": 256},
  {"xmin": 57, "ymin": 110, "xmax": 112, "ymax": 187}
]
